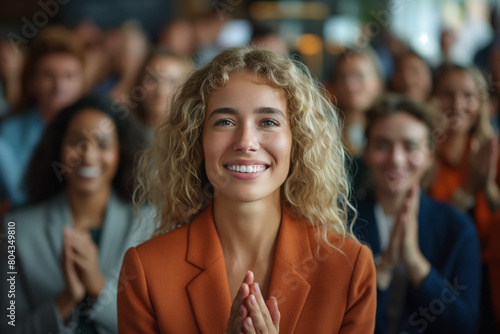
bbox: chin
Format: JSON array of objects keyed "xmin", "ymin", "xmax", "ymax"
[{"xmin": 217, "ymin": 187, "xmax": 274, "ymax": 203}]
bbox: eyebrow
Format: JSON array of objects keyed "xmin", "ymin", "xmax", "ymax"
[{"xmin": 208, "ymin": 107, "xmax": 286, "ymax": 119}]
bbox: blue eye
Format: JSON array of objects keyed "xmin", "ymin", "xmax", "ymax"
[
  {"xmin": 261, "ymin": 119, "xmax": 279, "ymax": 127},
  {"xmin": 215, "ymin": 119, "xmax": 233, "ymax": 126}
]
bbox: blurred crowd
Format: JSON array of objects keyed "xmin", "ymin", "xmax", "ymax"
[{"xmin": 1, "ymin": 3, "xmax": 500, "ymax": 334}]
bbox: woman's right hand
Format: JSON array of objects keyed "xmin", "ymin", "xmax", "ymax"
[
  {"xmin": 56, "ymin": 227, "xmax": 86, "ymax": 321},
  {"xmin": 226, "ymin": 271, "xmax": 254, "ymax": 334},
  {"xmin": 464, "ymin": 137, "xmax": 498, "ymax": 194},
  {"xmin": 241, "ymin": 283, "xmax": 280, "ymax": 334}
]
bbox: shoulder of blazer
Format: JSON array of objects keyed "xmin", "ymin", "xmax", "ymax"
[
  {"xmin": 283, "ymin": 210, "xmax": 367, "ymax": 275},
  {"xmin": 133, "ymin": 222, "xmax": 190, "ymax": 263},
  {"xmin": 4, "ymin": 192, "xmax": 68, "ymax": 240}
]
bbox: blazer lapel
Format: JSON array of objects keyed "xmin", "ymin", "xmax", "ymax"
[
  {"xmin": 268, "ymin": 208, "xmax": 312, "ymax": 334},
  {"xmin": 186, "ymin": 204, "xmax": 232, "ymax": 333},
  {"xmin": 45, "ymin": 192, "xmax": 72, "ymax": 258},
  {"xmin": 98, "ymin": 191, "xmax": 130, "ymax": 277}
]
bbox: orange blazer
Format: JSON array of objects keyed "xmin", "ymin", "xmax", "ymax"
[{"xmin": 117, "ymin": 205, "xmax": 376, "ymax": 333}]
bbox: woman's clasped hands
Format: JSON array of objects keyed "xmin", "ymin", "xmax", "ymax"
[{"xmin": 226, "ymin": 271, "xmax": 280, "ymax": 334}]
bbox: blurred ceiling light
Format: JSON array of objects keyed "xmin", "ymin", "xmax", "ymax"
[
  {"xmin": 323, "ymin": 16, "xmax": 360, "ymax": 48},
  {"xmin": 296, "ymin": 34, "xmax": 323, "ymax": 56},
  {"xmin": 419, "ymin": 33, "xmax": 429, "ymax": 45},
  {"xmin": 250, "ymin": 2, "xmax": 329, "ymax": 20}
]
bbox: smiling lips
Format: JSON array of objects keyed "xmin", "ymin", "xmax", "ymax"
[
  {"xmin": 76, "ymin": 166, "xmax": 102, "ymax": 178},
  {"xmin": 223, "ymin": 161, "xmax": 270, "ymax": 178}
]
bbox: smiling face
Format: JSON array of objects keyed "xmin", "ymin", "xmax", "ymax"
[
  {"xmin": 141, "ymin": 56, "xmax": 189, "ymax": 126},
  {"xmin": 333, "ymin": 54, "xmax": 382, "ymax": 112},
  {"xmin": 364, "ymin": 112, "xmax": 431, "ymax": 195},
  {"xmin": 202, "ymin": 71, "xmax": 292, "ymax": 203},
  {"xmin": 391, "ymin": 54, "xmax": 432, "ymax": 102},
  {"xmin": 32, "ymin": 53, "xmax": 85, "ymax": 121},
  {"xmin": 436, "ymin": 69, "xmax": 480, "ymax": 134},
  {"xmin": 61, "ymin": 109, "xmax": 120, "ymax": 196}
]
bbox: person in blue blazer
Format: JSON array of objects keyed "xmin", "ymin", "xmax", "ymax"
[
  {"xmin": 0, "ymin": 96, "xmax": 152, "ymax": 334},
  {"xmin": 353, "ymin": 94, "xmax": 481, "ymax": 334}
]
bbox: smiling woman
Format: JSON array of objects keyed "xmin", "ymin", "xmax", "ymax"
[
  {"xmin": 0, "ymin": 96, "xmax": 151, "ymax": 334},
  {"xmin": 118, "ymin": 46, "xmax": 376, "ymax": 333}
]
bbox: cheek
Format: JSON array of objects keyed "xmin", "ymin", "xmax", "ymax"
[
  {"xmin": 102, "ymin": 148, "xmax": 120, "ymax": 174},
  {"xmin": 408, "ymin": 150, "xmax": 431, "ymax": 176},
  {"xmin": 365, "ymin": 150, "xmax": 387, "ymax": 170}
]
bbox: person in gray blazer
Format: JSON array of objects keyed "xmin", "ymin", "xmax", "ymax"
[{"xmin": 1, "ymin": 96, "xmax": 152, "ymax": 334}]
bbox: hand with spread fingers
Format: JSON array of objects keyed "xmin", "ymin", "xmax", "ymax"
[{"xmin": 241, "ymin": 282, "xmax": 280, "ymax": 334}]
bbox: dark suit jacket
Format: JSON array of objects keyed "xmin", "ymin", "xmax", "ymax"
[
  {"xmin": 354, "ymin": 192, "xmax": 481, "ymax": 334},
  {"xmin": 117, "ymin": 203, "xmax": 377, "ymax": 333}
]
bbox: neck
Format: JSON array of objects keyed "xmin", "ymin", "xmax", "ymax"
[
  {"xmin": 343, "ymin": 109, "xmax": 366, "ymax": 127},
  {"xmin": 39, "ymin": 105, "xmax": 58, "ymax": 123},
  {"xmin": 67, "ymin": 187, "xmax": 111, "ymax": 230},
  {"xmin": 373, "ymin": 187, "xmax": 407, "ymax": 217},
  {"xmin": 439, "ymin": 130, "xmax": 468, "ymax": 165},
  {"xmin": 213, "ymin": 192, "xmax": 281, "ymax": 266}
]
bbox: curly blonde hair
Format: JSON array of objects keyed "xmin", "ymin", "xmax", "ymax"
[{"xmin": 134, "ymin": 46, "xmax": 357, "ymax": 247}]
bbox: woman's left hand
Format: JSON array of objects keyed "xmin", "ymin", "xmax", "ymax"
[
  {"xmin": 66, "ymin": 228, "xmax": 105, "ymax": 299},
  {"xmin": 242, "ymin": 283, "xmax": 280, "ymax": 334},
  {"xmin": 401, "ymin": 185, "xmax": 431, "ymax": 287}
]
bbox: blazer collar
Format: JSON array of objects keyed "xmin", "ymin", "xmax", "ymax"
[{"xmin": 185, "ymin": 203, "xmax": 313, "ymax": 333}]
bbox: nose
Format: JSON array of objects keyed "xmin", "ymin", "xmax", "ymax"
[
  {"xmin": 79, "ymin": 140, "xmax": 99, "ymax": 164},
  {"xmin": 233, "ymin": 122, "xmax": 260, "ymax": 153},
  {"xmin": 390, "ymin": 145, "xmax": 406, "ymax": 167}
]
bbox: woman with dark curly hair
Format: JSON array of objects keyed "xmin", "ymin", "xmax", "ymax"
[
  {"xmin": 1, "ymin": 96, "xmax": 152, "ymax": 334},
  {"xmin": 117, "ymin": 46, "xmax": 376, "ymax": 333}
]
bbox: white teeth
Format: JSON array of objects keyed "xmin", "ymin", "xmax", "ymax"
[
  {"xmin": 226, "ymin": 165, "xmax": 267, "ymax": 173},
  {"xmin": 76, "ymin": 166, "xmax": 101, "ymax": 178}
]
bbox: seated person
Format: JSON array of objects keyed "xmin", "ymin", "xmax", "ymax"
[
  {"xmin": 354, "ymin": 94, "xmax": 481, "ymax": 334},
  {"xmin": 389, "ymin": 51, "xmax": 433, "ymax": 103},
  {"xmin": 130, "ymin": 47, "xmax": 192, "ymax": 140},
  {"xmin": 329, "ymin": 47, "xmax": 384, "ymax": 157},
  {"xmin": 117, "ymin": 46, "xmax": 376, "ymax": 333},
  {"xmin": 0, "ymin": 26, "xmax": 85, "ymax": 208},
  {"xmin": 0, "ymin": 96, "xmax": 150, "ymax": 333}
]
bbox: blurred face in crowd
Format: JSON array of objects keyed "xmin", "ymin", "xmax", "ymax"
[
  {"xmin": 391, "ymin": 54, "xmax": 432, "ymax": 102},
  {"xmin": 141, "ymin": 56, "xmax": 189, "ymax": 126},
  {"xmin": 333, "ymin": 54, "xmax": 382, "ymax": 113},
  {"xmin": 435, "ymin": 69, "xmax": 480, "ymax": 135},
  {"xmin": 61, "ymin": 109, "xmax": 120, "ymax": 196},
  {"xmin": 32, "ymin": 52, "xmax": 84, "ymax": 121},
  {"xmin": 202, "ymin": 72, "xmax": 292, "ymax": 204},
  {"xmin": 364, "ymin": 112, "xmax": 431, "ymax": 196}
]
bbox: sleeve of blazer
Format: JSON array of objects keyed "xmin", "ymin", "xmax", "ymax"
[
  {"xmin": 117, "ymin": 247, "xmax": 158, "ymax": 333},
  {"xmin": 407, "ymin": 222, "xmax": 481, "ymax": 334},
  {"xmin": 339, "ymin": 244, "xmax": 377, "ymax": 333},
  {"xmin": 0, "ymin": 219, "xmax": 66, "ymax": 334}
]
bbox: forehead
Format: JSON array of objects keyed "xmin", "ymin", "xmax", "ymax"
[
  {"xmin": 438, "ymin": 70, "xmax": 475, "ymax": 89},
  {"xmin": 369, "ymin": 113, "xmax": 429, "ymax": 141},
  {"xmin": 206, "ymin": 72, "xmax": 287, "ymax": 111},
  {"xmin": 66, "ymin": 108, "xmax": 115, "ymax": 133},
  {"xmin": 37, "ymin": 52, "xmax": 82, "ymax": 70},
  {"xmin": 337, "ymin": 54, "xmax": 376, "ymax": 72}
]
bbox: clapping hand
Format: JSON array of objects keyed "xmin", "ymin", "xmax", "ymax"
[{"xmin": 226, "ymin": 271, "xmax": 280, "ymax": 334}]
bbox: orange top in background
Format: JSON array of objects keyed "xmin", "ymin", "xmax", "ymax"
[{"xmin": 430, "ymin": 147, "xmax": 500, "ymax": 262}]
